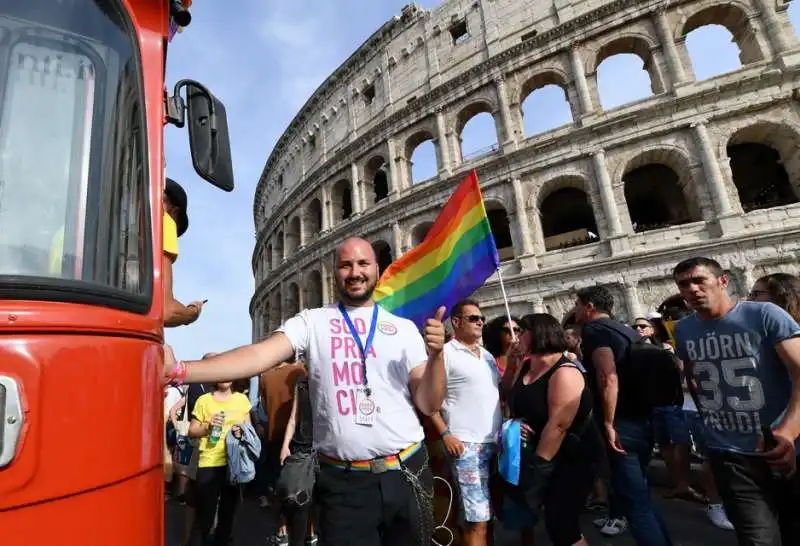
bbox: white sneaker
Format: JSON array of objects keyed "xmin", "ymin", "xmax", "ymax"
[
  {"xmin": 592, "ymin": 516, "xmax": 608, "ymax": 528},
  {"xmin": 706, "ymin": 503, "xmax": 734, "ymax": 531},
  {"xmin": 600, "ymin": 518, "xmax": 628, "ymax": 537}
]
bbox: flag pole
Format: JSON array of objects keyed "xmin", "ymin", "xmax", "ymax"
[{"xmin": 495, "ymin": 265, "xmax": 518, "ymax": 343}]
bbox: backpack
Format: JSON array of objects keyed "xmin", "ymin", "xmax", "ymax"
[{"xmin": 597, "ymin": 321, "xmax": 683, "ymax": 411}]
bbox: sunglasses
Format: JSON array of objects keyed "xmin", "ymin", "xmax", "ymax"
[
  {"xmin": 459, "ymin": 314, "xmax": 485, "ymax": 323},
  {"xmin": 633, "ymin": 323, "xmax": 651, "ymax": 330},
  {"xmin": 502, "ymin": 326, "xmax": 522, "ymax": 335}
]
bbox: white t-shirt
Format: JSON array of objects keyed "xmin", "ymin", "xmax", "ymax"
[
  {"xmin": 279, "ymin": 303, "xmax": 429, "ymax": 460},
  {"xmin": 441, "ymin": 339, "xmax": 502, "ymax": 444}
]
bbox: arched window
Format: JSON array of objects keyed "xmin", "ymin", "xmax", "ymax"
[
  {"xmin": 486, "ymin": 204, "xmax": 514, "ymax": 261},
  {"xmin": 372, "ymin": 240, "xmax": 393, "ymax": 276},
  {"xmin": 539, "ymin": 184, "xmax": 599, "ymax": 250}
]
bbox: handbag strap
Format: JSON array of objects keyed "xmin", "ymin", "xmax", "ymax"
[{"xmin": 180, "ymin": 387, "xmax": 190, "ymax": 426}]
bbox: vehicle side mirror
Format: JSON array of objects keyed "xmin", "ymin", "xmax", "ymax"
[{"xmin": 186, "ymin": 83, "xmax": 234, "ymax": 192}]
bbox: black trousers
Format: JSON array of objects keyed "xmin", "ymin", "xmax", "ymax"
[
  {"xmin": 315, "ymin": 448, "xmax": 433, "ymax": 546},
  {"xmin": 195, "ymin": 466, "xmax": 241, "ymax": 546},
  {"xmin": 709, "ymin": 451, "xmax": 800, "ymax": 546},
  {"xmin": 284, "ymin": 502, "xmax": 313, "ymax": 546}
]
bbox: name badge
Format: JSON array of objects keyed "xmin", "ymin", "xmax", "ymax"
[{"xmin": 355, "ymin": 389, "xmax": 378, "ymax": 427}]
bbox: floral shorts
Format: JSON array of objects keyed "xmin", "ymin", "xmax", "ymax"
[{"xmin": 451, "ymin": 441, "xmax": 495, "ymax": 523}]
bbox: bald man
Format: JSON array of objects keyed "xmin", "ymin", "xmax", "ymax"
[{"xmin": 164, "ymin": 237, "xmax": 447, "ymax": 546}]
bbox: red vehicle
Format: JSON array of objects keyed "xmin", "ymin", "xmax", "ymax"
[{"xmin": 0, "ymin": 1, "xmax": 233, "ymax": 543}]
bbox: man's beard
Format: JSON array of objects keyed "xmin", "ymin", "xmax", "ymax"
[{"xmin": 338, "ymin": 279, "xmax": 376, "ymax": 303}]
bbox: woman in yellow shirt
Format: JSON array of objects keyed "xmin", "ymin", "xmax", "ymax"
[{"xmin": 189, "ymin": 381, "xmax": 252, "ymax": 546}]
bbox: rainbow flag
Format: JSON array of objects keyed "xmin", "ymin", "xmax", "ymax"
[{"xmin": 374, "ymin": 170, "xmax": 500, "ymax": 328}]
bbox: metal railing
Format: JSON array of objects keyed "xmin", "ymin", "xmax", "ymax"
[{"xmin": 461, "ymin": 143, "xmax": 499, "ymax": 163}]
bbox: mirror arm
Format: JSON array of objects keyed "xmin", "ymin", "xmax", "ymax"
[
  {"xmin": 166, "ymin": 93, "xmax": 185, "ymax": 128},
  {"xmin": 167, "ymin": 79, "xmax": 217, "ymax": 132}
]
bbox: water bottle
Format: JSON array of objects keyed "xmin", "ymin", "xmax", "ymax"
[{"xmin": 208, "ymin": 410, "xmax": 225, "ymax": 446}]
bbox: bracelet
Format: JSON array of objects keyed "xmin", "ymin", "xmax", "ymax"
[
  {"xmin": 168, "ymin": 360, "xmax": 188, "ymax": 387},
  {"xmin": 176, "ymin": 360, "xmax": 188, "ymax": 385},
  {"xmin": 440, "ymin": 428, "xmax": 451, "ymax": 438}
]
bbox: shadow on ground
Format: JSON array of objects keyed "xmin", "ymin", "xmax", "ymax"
[{"xmin": 166, "ymin": 461, "xmax": 738, "ymax": 546}]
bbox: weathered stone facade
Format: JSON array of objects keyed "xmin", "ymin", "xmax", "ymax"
[{"xmin": 250, "ymin": 0, "xmax": 800, "ymax": 340}]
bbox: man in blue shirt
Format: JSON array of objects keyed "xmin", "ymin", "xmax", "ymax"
[{"xmin": 672, "ymin": 257, "xmax": 800, "ymax": 546}]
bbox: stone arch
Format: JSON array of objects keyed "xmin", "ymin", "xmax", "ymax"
[
  {"xmin": 519, "ymin": 70, "xmax": 570, "ymax": 102},
  {"xmin": 259, "ymin": 199, "xmax": 269, "ymax": 225},
  {"xmin": 363, "ymin": 155, "xmax": 390, "ymax": 205},
  {"xmin": 372, "ymin": 239, "xmax": 393, "ymax": 276},
  {"xmin": 618, "ymin": 147, "xmax": 704, "ymax": 232},
  {"xmin": 406, "ymin": 129, "xmax": 439, "ymax": 184},
  {"xmin": 724, "ymin": 121, "xmax": 800, "ymax": 212},
  {"xmin": 275, "ymin": 230, "xmax": 285, "ymax": 264},
  {"xmin": 271, "ymin": 290, "xmax": 283, "ymax": 330},
  {"xmin": 454, "ymin": 102, "xmax": 496, "ymax": 136},
  {"xmin": 485, "ymin": 200, "xmax": 515, "ymax": 261},
  {"xmin": 405, "ymin": 130, "xmax": 435, "ymax": 159},
  {"xmin": 287, "ymin": 282, "xmax": 301, "ymax": 316},
  {"xmin": 305, "ymin": 198, "xmax": 323, "ymax": 240},
  {"xmin": 331, "ymin": 178, "xmax": 353, "ymax": 223},
  {"xmin": 590, "ymin": 34, "xmax": 666, "ymax": 108},
  {"xmin": 454, "ymin": 101, "xmax": 500, "ymax": 163},
  {"xmin": 542, "ymin": 291, "xmax": 579, "ymax": 324},
  {"xmin": 519, "ymin": 70, "xmax": 575, "ymax": 135},
  {"xmin": 676, "ymin": 3, "xmax": 765, "ymax": 66},
  {"xmin": 411, "ymin": 221, "xmax": 434, "ymax": 246},
  {"xmin": 537, "ymin": 175, "xmax": 600, "ymax": 251},
  {"xmin": 255, "ymin": 248, "xmax": 265, "ymax": 278},
  {"xmin": 305, "ymin": 269, "xmax": 324, "ymax": 309},
  {"xmin": 286, "ymin": 215, "xmax": 301, "ymax": 254},
  {"xmin": 261, "ymin": 303, "xmax": 271, "ymax": 339}
]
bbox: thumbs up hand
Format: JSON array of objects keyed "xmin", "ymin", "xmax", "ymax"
[{"xmin": 424, "ymin": 306, "xmax": 447, "ymax": 354}]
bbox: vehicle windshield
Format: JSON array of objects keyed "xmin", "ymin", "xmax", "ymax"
[{"xmin": 0, "ymin": 0, "xmax": 150, "ymax": 310}]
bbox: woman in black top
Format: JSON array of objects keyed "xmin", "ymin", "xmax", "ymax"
[
  {"xmin": 283, "ymin": 377, "xmax": 313, "ymax": 456},
  {"xmin": 280, "ymin": 377, "xmax": 317, "ymax": 546},
  {"xmin": 503, "ymin": 313, "xmax": 603, "ymax": 546}
]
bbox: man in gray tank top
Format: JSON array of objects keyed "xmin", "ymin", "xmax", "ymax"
[{"xmin": 672, "ymin": 257, "xmax": 800, "ymax": 546}]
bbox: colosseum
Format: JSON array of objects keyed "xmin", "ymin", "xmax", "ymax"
[{"xmin": 250, "ymin": 0, "xmax": 800, "ymax": 338}]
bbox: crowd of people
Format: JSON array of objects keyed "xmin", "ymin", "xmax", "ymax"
[{"xmin": 162, "ymin": 235, "xmax": 800, "ymax": 546}]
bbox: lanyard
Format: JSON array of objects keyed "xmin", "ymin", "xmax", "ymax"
[{"xmin": 338, "ymin": 302, "xmax": 379, "ymax": 397}]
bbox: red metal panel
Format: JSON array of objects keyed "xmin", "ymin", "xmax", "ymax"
[
  {"xmin": 0, "ymin": 3, "xmax": 173, "ymax": 544},
  {"xmin": 0, "ymin": 336, "xmax": 162, "ymax": 509},
  {"xmin": 0, "ymin": 470, "xmax": 162, "ymax": 546}
]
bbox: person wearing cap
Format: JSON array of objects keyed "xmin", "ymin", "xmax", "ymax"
[{"xmin": 164, "ymin": 177, "xmax": 204, "ymax": 327}]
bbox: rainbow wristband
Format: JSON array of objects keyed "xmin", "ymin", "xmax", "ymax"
[{"xmin": 168, "ymin": 360, "xmax": 188, "ymax": 387}]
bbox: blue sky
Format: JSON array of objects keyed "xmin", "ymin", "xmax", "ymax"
[{"xmin": 164, "ymin": 1, "xmax": 800, "ymax": 360}]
